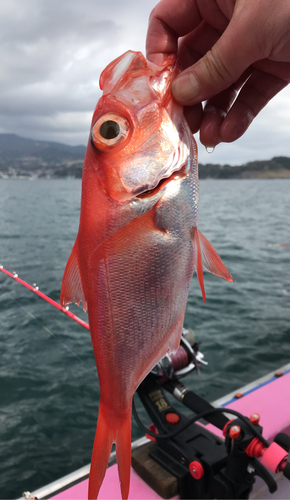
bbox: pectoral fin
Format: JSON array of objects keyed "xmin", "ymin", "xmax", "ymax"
[
  {"xmin": 191, "ymin": 228, "xmax": 234, "ymax": 302},
  {"xmin": 91, "ymin": 208, "xmax": 157, "ymax": 264},
  {"xmin": 60, "ymin": 238, "xmax": 87, "ymax": 312}
]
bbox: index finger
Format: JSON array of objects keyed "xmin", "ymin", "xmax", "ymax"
[{"xmin": 146, "ymin": 0, "xmax": 202, "ymax": 65}]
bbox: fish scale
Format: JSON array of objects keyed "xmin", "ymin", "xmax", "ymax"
[{"xmin": 60, "ymin": 50, "xmax": 233, "ymax": 499}]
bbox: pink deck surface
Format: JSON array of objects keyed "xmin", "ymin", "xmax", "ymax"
[
  {"xmin": 206, "ymin": 370, "xmax": 290, "ymax": 440},
  {"xmin": 50, "ymin": 465, "xmax": 174, "ymax": 500},
  {"xmin": 50, "ymin": 371, "xmax": 290, "ymax": 500}
]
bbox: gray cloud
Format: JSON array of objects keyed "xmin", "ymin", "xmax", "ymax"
[
  {"xmin": 0, "ymin": 2, "xmax": 123, "ymax": 108},
  {"xmin": 0, "ymin": 0, "xmax": 156, "ymax": 144},
  {"xmin": 0, "ymin": 0, "xmax": 290, "ymax": 164}
]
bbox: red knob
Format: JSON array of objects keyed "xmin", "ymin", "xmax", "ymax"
[
  {"xmin": 165, "ymin": 412, "xmax": 180, "ymax": 424},
  {"xmin": 229, "ymin": 425, "xmax": 241, "ymax": 439},
  {"xmin": 250, "ymin": 413, "xmax": 260, "ymax": 425},
  {"xmin": 189, "ymin": 460, "xmax": 204, "ymax": 480}
]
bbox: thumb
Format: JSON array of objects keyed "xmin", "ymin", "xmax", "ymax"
[{"xmin": 172, "ymin": 20, "xmax": 261, "ymax": 105}]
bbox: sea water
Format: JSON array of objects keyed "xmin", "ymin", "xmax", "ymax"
[{"xmin": 0, "ymin": 179, "xmax": 290, "ymax": 498}]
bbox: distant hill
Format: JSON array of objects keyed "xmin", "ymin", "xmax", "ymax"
[
  {"xmin": 0, "ymin": 134, "xmax": 86, "ymax": 179},
  {"xmin": 1, "ymin": 133, "xmax": 290, "ymax": 180},
  {"xmin": 199, "ymin": 157, "xmax": 290, "ymax": 179}
]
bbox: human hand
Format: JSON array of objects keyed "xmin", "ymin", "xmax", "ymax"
[{"xmin": 146, "ymin": 0, "xmax": 290, "ymax": 147}]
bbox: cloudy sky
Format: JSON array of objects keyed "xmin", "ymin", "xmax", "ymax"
[{"xmin": 1, "ymin": 0, "xmax": 290, "ymax": 165}]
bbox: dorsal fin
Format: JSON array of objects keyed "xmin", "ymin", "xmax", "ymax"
[
  {"xmin": 191, "ymin": 228, "xmax": 234, "ymax": 302},
  {"xmin": 60, "ymin": 238, "xmax": 87, "ymax": 312},
  {"xmin": 99, "ymin": 51, "xmax": 147, "ymax": 94},
  {"xmin": 99, "ymin": 50, "xmax": 178, "ymax": 104}
]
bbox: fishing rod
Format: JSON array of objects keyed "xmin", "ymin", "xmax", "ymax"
[{"xmin": 0, "ymin": 265, "xmax": 90, "ymax": 330}]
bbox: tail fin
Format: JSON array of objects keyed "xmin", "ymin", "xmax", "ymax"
[
  {"xmin": 88, "ymin": 405, "xmax": 131, "ymax": 500},
  {"xmin": 88, "ymin": 407, "xmax": 114, "ymax": 500},
  {"xmin": 116, "ymin": 414, "xmax": 132, "ymax": 500}
]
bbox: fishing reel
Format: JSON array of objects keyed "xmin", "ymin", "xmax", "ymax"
[
  {"xmin": 151, "ymin": 328, "xmax": 207, "ymax": 380},
  {"xmin": 133, "ymin": 332, "xmax": 290, "ymax": 499}
]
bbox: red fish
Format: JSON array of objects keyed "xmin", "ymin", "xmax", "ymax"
[{"xmin": 60, "ymin": 50, "xmax": 233, "ymax": 499}]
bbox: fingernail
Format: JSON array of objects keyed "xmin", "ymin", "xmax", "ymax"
[
  {"xmin": 204, "ymin": 105, "xmax": 227, "ymax": 119},
  {"xmin": 147, "ymin": 53, "xmax": 169, "ymax": 66},
  {"xmin": 172, "ymin": 72, "xmax": 201, "ymax": 104}
]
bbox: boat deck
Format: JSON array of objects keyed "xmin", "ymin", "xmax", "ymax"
[{"xmin": 22, "ymin": 364, "xmax": 290, "ymax": 500}]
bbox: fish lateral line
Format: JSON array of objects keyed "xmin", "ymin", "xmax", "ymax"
[{"xmin": 0, "ymin": 265, "xmax": 90, "ymax": 330}]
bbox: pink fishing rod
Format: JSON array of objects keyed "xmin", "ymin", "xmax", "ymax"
[{"xmin": 0, "ymin": 265, "xmax": 90, "ymax": 330}]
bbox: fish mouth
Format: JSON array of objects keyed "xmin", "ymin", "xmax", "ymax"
[{"xmin": 136, "ymin": 163, "xmax": 188, "ymax": 199}]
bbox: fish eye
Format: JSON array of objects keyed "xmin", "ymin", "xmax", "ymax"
[
  {"xmin": 100, "ymin": 120, "xmax": 120, "ymax": 140},
  {"xmin": 91, "ymin": 113, "xmax": 130, "ymax": 151}
]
